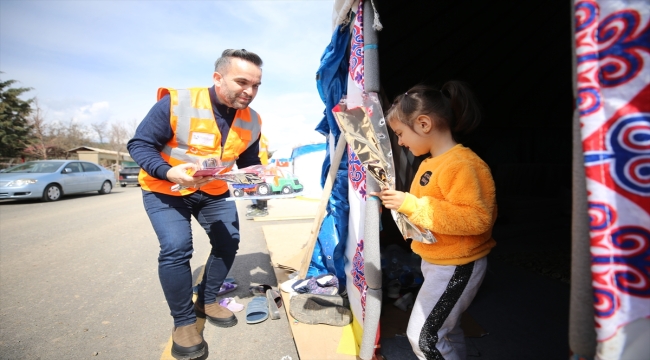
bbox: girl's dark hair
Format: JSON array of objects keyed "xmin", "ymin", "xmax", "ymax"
[{"xmin": 385, "ymin": 81, "xmax": 482, "ymax": 143}]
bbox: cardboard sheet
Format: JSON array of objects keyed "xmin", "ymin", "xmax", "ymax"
[{"xmin": 263, "ymin": 222, "xmax": 358, "ymax": 360}]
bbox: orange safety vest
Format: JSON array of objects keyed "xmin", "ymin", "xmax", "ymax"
[
  {"xmin": 139, "ymin": 87, "xmax": 262, "ymax": 196},
  {"xmin": 259, "ymin": 134, "xmax": 269, "ymax": 165}
]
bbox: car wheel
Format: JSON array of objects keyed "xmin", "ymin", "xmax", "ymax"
[
  {"xmin": 281, "ymin": 186, "xmax": 293, "ymax": 194},
  {"xmin": 256, "ymin": 184, "xmax": 270, "ymax": 196},
  {"xmin": 233, "ymin": 189, "xmax": 244, "ymax": 197},
  {"xmin": 42, "ymin": 184, "xmax": 62, "ymax": 202},
  {"xmin": 99, "ymin": 181, "xmax": 112, "ymax": 194},
  {"xmin": 120, "ymin": 183, "xmax": 127, "ymax": 188}
]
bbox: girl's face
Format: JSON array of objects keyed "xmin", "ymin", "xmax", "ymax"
[{"xmin": 389, "ymin": 117, "xmax": 432, "ymax": 156}]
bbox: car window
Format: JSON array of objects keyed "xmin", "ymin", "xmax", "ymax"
[
  {"xmin": 66, "ymin": 162, "xmax": 83, "ymax": 173},
  {"xmin": 82, "ymin": 162, "xmax": 101, "ymax": 172},
  {"xmin": 5, "ymin": 161, "xmax": 65, "ymax": 173}
]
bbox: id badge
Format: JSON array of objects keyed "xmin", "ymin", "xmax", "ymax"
[{"xmin": 189, "ymin": 132, "xmax": 216, "ymax": 147}]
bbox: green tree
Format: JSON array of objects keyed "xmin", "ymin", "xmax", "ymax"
[{"xmin": 0, "ymin": 77, "xmax": 34, "ymax": 157}]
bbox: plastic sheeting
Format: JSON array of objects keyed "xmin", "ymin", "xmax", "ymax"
[{"xmin": 309, "ymin": 23, "xmax": 352, "ymax": 285}]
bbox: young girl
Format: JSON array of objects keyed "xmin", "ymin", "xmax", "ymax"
[{"xmin": 372, "ymin": 81, "xmax": 497, "ymax": 360}]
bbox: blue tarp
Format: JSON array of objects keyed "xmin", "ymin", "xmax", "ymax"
[
  {"xmin": 309, "ymin": 24, "xmax": 351, "ymax": 289},
  {"xmin": 291, "ymin": 143, "xmax": 326, "ymax": 158}
]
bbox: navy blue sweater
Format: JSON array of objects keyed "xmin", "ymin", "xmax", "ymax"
[{"xmin": 127, "ymin": 86, "xmax": 261, "ymax": 181}]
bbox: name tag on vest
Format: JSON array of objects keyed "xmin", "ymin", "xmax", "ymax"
[{"xmin": 189, "ymin": 132, "xmax": 216, "ymax": 147}]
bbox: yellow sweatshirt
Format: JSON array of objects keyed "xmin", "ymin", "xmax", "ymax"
[{"xmin": 397, "ymin": 144, "xmax": 497, "ymax": 265}]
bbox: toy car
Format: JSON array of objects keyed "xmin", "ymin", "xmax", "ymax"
[{"xmin": 230, "ymin": 169, "xmax": 303, "ymax": 197}]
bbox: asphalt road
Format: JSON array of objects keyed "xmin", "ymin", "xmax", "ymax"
[{"xmin": 0, "ymin": 186, "xmax": 302, "ymax": 360}]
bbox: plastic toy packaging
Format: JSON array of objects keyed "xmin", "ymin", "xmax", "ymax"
[
  {"xmin": 332, "ymin": 92, "xmax": 435, "ymax": 244},
  {"xmin": 170, "ymin": 158, "xmax": 235, "ymax": 192},
  {"xmin": 170, "ymin": 158, "xmax": 304, "ymax": 200},
  {"xmin": 224, "ymin": 164, "xmax": 304, "ymax": 200}
]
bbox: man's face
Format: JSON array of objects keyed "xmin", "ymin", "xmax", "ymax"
[{"xmin": 213, "ymin": 58, "xmax": 262, "ymax": 109}]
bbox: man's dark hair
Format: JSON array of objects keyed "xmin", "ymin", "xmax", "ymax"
[{"xmin": 214, "ymin": 49, "xmax": 263, "ymax": 73}]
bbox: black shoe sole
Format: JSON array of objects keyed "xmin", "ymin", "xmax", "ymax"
[
  {"xmin": 171, "ymin": 341, "xmax": 205, "ymax": 360},
  {"xmin": 195, "ymin": 304, "xmax": 238, "ymax": 328},
  {"xmin": 205, "ymin": 315, "xmax": 238, "ymax": 328}
]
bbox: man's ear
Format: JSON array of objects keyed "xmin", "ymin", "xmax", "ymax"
[
  {"xmin": 416, "ymin": 115, "xmax": 433, "ymax": 133},
  {"xmin": 212, "ymin": 72, "xmax": 223, "ymax": 86}
]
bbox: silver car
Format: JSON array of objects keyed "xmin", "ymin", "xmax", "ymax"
[{"xmin": 0, "ymin": 160, "xmax": 115, "ymax": 202}]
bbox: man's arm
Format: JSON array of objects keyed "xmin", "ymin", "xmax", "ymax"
[
  {"xmin": 236, "ymin": 136, "xmax": 262, "ymax": 169},
  {"xmin": 126, "ymin": 95, "xmax": 174, "ymax": 180}
]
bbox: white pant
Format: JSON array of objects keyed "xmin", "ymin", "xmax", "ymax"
[{"xmin": 407, "ymin": 257, "xmax": 487, "ymax": 360}]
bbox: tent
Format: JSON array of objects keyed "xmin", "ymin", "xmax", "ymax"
[
  {"xmin": 270, "ymin": 142, "xmax": 327, "ymax": 199},
  {"xmin": 303, "ymin": 0, "xmax": 649, "ymax": 359}
]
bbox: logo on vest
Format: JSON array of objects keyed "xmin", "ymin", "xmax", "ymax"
[{"xmin": 420, "ymin": 171, "xmax": 432, "ymax": 186}]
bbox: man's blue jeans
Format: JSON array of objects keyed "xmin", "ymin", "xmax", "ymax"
[{"xmin": 142, "ymin": 190, "xmax": 239, "ymax": 327}]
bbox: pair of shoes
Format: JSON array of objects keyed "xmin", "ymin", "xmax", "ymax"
[
  {"xmin": 246, "ymin": 208, "xmax": 269, "ymax": 219},
  {"xmin": 394, "ymin": 292, "xmax": 414, "ymax": 312},
  {"xmin": 171, "ymin": 323, "xmax": 205, "ymax": 360},
  {"xmin": 289, "ymin": 294, "xmax": 351, "ymax": 326},
  {"xmin": 194, "ymin": 301, "xmax": 237, "ymax": 328},
  {"xmin": 292, "ymin": 274, "xmax": 339, "ymax": 296}
]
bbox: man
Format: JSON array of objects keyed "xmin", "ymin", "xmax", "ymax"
[{"xmin": 127, "ymin": 49, "xmax": 263, "ymax": 360}]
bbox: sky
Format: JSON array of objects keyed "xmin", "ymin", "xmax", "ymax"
[{"xmin": 0, "ymin": 0, "xmax": 335, "ymax": 151}]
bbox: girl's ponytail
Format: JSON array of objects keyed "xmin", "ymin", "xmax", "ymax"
[
  {"xmin": 386, "ymin": 80, "xmax": 482, "ymax": 143},
  {"xmin": 441, "ymin": 81, "xmax": 482, "ymax": 142}
]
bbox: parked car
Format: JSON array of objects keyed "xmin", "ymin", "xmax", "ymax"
[
  {"xmin": 119, "ymin": 166, "xmax": 141, "ymax": 187},
  {"xmin": 0, "ymin": 160, "xmax": 115, "ymax": 202}
]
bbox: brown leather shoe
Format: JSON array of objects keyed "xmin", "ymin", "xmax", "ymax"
[
  {"xmin": 194, "ymin": 301, "xmax": 238, "ymax": 327},
  {"xmin": 171, "ymin": 323, "xmax": 205, "ymax": 360}
]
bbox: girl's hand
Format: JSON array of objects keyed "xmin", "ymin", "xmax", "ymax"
[{"xmin": 369, "ymin": 189, "xmax": 406, "ymax": 210}]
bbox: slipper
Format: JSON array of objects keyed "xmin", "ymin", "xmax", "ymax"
[
  {"xmin": 315, "ymin": 274, "xmax": 339, "ymax": 288},
  {"xmin": 246, "ymin": 296, "xmax": 269, "ymax": 324},
  {"xmin": 267, "ymin": 290, "xmax": 281, "ymax": 320},
  {"xmin": 249, "ymin": 284, "xmax": 273, "ymax": 296},
  {"xmin": 218, "ymin": 282, "xmax": 238, "ymax": 296},
  {"xmin": 219, "ymin": 297, "xmax": 245, "ymax": 312},
  {"xmin": 280, "ymin": 278, "xmax": 299, "ymax": 293},
  {"xmin": 266, "ymin": 289, "xmax": 283, "ymax": 308},
  {"xmin": 292, "ymin": 276, "xmax": 338, "ymax": 296}
]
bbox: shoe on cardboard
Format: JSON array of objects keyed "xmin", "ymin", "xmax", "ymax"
[
  {"xmin": 194, "ymin": 301, "xmax": 237, "ymax": 328},
  {"xmin": 171, "ymin": 323, "xmax": 205, "ymax": 360}
]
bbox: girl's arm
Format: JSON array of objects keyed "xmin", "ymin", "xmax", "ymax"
[
  {"xmin": 409, "ymin": 165, "xmax": 494, "ymax": 235},
  {"xmin": 376, "ymin": 165, "xmax": 495, "ymax": 236}
]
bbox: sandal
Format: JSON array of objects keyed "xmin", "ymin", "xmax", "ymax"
[
  {"xmin": 219, "ymin": 297, "xmax": 244, "ymax": 312},
  {"xmin": 249, "ymin": 284, "xmax": 273, "ymax": 296},
  {"xmin": 217, "ymin": 282, "xmax": 238, "ymax": 296},
  {"xmin": 246, "ymin": 296, "xmax": 269, "ymax": 324}
]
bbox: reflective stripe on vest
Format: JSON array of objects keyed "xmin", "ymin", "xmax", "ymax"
[{"xmin": 139, "ymin": 87, "xmax": 261, "ymax": 196}]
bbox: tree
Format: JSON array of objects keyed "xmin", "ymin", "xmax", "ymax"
[
  {"xmin": 0, "ymin": 77, "xmax": 34, "ymax": 157},
  {"xmin": 26, "ymin": 99, "xmax": 50, "ymax": 159},
  {"xmin": 91, "ymin": 120, "xmax": 107, "ymax": 145},
  {"xmin": 47, "ymin": 119, "xmax": 92, "ymax": 155},
  {"xmin": 108, "ymin": 121, "xmax": 129, "ymax": 176}
]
